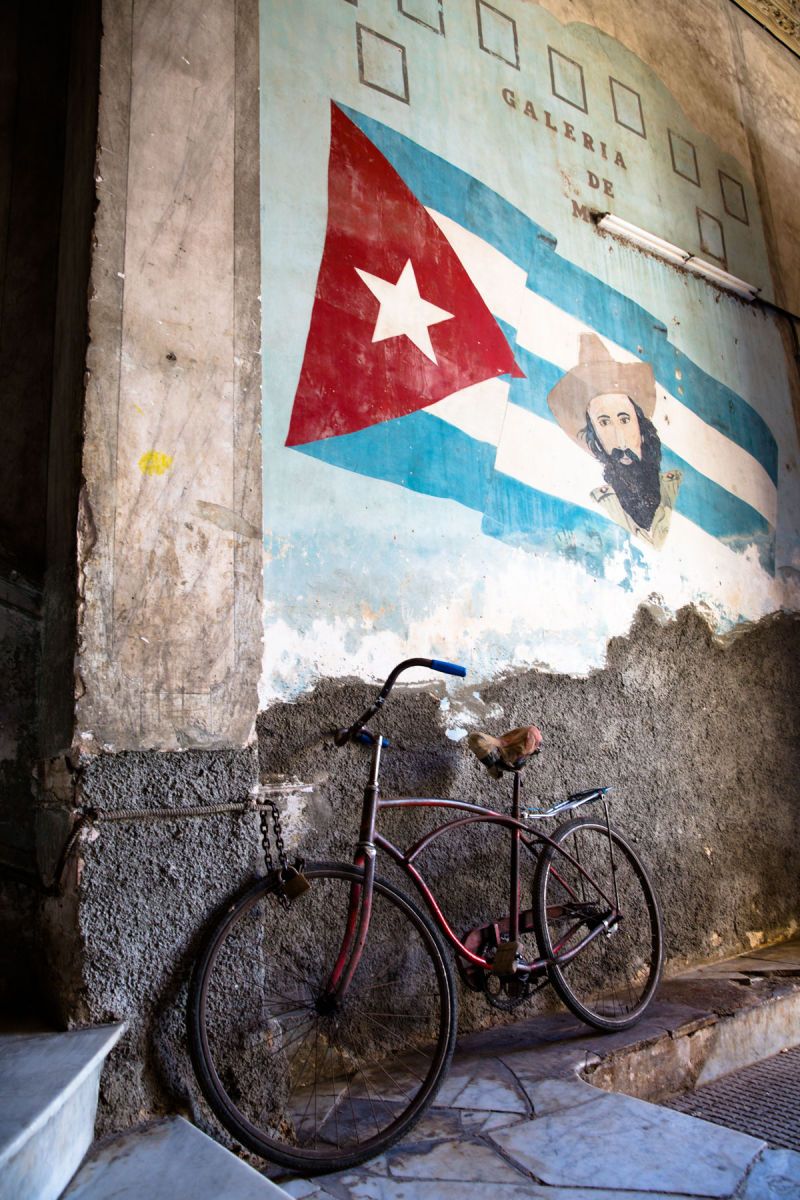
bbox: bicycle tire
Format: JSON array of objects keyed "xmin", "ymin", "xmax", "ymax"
[
  {"xmin": 188, "ymin": 862, "xmax": 457, "ymax": 1174},
  {"xmin": 533, "ymin": 817, "xmax": 663, "ymax": 1031}
]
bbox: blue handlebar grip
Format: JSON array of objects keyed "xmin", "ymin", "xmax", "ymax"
[
  {"xmin": 356, "ymin": 731, "xmax": 390, "ymax": 747},
  {"xmin": 431, "ymin": 659, "xmax": 467, "ymax": 678}
]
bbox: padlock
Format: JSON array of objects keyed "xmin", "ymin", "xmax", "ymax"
[
  {"xmin": 491, "ymin": 939, "xmax": 519, "ymax": 974},
  {"xmin": 280, "ymin": 866, "xmax": 311, "ymax": 901}
]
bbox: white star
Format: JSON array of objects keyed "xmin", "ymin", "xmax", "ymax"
[{"xmin": 355, "ymin": 259, "xmax": 454, "ymax": 364}]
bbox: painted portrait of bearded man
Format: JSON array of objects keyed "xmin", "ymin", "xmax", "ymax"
[{"xmin": 547, "ymin": 334, "xmax": 682, "ymax": 548}]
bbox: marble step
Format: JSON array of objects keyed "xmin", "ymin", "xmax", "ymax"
[
  {"xmin": 62, "ymin": 1116, "xmax": 291, "ymax": 1199},
  {"xmin": 0, "ymin": 1023, "xmax": 125, "ymax": 1200}
]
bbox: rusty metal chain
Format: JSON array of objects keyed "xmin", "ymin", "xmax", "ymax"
[
  {"xmin": 51, "ymin": 780, "xmax": 312, "ymax": 898},
  {"xmin": 257, "ymin": 791, "xmax": 292, "ymax": 911}
]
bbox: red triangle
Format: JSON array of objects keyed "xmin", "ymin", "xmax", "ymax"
[{"xmin": 285, "ymin": 105, "xmax": 523, "ymax": 447}]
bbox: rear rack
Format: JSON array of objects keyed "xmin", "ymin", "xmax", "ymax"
[{"xmin": 521, "ymin": 786, "xmax": 611, "ymax": 821}]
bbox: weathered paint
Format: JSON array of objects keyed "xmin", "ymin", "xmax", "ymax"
[
  {"xmin": 260, "ymin": 0, "xmax": 800, "ymax": 703},
  {"xmin": 75, "ymin": 0, "xmax": 262, "ymax": 751}
]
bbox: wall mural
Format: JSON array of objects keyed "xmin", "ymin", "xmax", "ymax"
[
  {"xmin": 548, "ymin": 336, "xmax": 682, "ymax": 549},
  {"xmin": 261, "ymin": 0, "xmax": 797, "ymax": 700}
]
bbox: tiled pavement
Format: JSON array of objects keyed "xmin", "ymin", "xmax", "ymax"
[{"xmin": 273, "ymin": 941, "xmax": 800, "ymax": 1200}]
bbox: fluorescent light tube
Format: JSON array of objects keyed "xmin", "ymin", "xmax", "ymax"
[
  {"xmin": 595, "ymin": 212, "xmax": 760, "ymax": 301},
  {"xmin": 684, "ymin": 257, "xmax": 760, "ymax": 300},
  {"xmin": 596, "ymin": 214, "xmax": 690, "ymax": 267}
]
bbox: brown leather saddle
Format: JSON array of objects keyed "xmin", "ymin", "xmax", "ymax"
[{"xmin": 467, "ymin": 725, "xmax": 542, "ymax": 778}]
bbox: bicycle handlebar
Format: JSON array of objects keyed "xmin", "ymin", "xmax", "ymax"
[
  {"xmin": 430, "ymin": 659, "xmax": 467, "ymax": 678},
  {"xmin": 334, "ymin": 657, "xmax": 467, "ymax": 746}
]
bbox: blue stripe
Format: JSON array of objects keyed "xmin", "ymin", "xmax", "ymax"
[
  {"xmin": 481, "ymin": 471, "xmax": 633, "ymax": 580},
  {"xmin": 293, "ymin": 411, "xmax": 774, "ymax": 573},
  {"xmin": 296, "ymin": 414, "xmax": 626, "ymax": 580},
  {"xmin": 295, "ymin": 410, "xmax": 495, "ymax": 513},
  {"xmin": 661, "ymin": 449, "xmax": 774, "ymax": 571},
  {"xmin": 497, "ymin": 334, "xmax": 775, "ymax": 565},
  {"xmin": 496, "ymin": 328, "xmax": 566, "ymax": 421},
  {"xmin": 340, "ymin": 105, "xmax": 778, "ymax": 487}
]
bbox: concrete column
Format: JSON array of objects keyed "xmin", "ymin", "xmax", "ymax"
[{"xmin": 76, "ymin": 0, "xmax": 262, "ymax": 752}]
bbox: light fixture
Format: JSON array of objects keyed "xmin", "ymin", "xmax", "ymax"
[{"xmin": 595, "ymin": 213, "xmax": 761, "ymax": 302}]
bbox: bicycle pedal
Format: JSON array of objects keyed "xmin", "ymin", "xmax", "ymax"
[
  {"xmin": 280, "ymin": 866, "xmax": 311, "ymax": 901},
  {"xmin": 491, "ymin": 940, "xmax": 519, "ymax": 973}
]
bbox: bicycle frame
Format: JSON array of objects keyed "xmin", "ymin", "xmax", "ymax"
[{"xmin": 325, "ymin": 737, "xmax": 619, "ymax": 1001}]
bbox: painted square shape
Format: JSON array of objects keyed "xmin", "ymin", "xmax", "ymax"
[
  {"xmin": 697, "ymin": 208, "xmax": 726, "ymax": 264},
  {"xmin": 357, "ymin": 25, "xmax": 409, "ymax": 103},
  {"xmin": 549, "ymin": 47, "xmax": 587, "ymax": 113},
  {"xmin": 668, "ymin": 129, "xmax": 700, "ymax": 186},
  {"xmin": 399, "ymin": 0, "xmax": 445, "ymax": 35},
  {"xmin": 610, "ymin": 77, "xmax": 645, "ymax": 137},
  {"xmin": 719, "ymin": 171, "xmax": 748, "ymax": 224},
  {"xmin": 477, "ymin": 1, "xmax": 519, "ymax": 69}
]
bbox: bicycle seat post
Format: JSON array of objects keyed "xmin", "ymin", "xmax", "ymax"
[
  {"xmin": 511, "ymin": 769, "xmax": 522, "ymax": 819},
  {"xmin": 508, "ymin": 769, "xmax": 522, "ymax": 949}
]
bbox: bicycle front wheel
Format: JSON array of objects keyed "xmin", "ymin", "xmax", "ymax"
[
  {"xmin": 188, "ymin": 863, "xmax": 457, "ymax": 1174},
  {"xmin": 534, "ymin": 817, "xmax": 663, "ymax": 1031}
]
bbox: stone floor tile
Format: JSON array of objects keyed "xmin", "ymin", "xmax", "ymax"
[
  {"xmin": 490, "ymin": 1091, "xmax": 764, "ymax": 1197},
  {"xmin": 738, "ymin": 1147, "xmax": 800, "ymax": 1199},
  {"xmin": 63, "ymin": 1117, "xmax": 287, "ymax": 1199},
  {"xmin": 279, "ymin": 1181, "xmax": 323, "ymax": 1199},
  {"xmin": 435, "ymin": 1058, "xmax": 529, "ymax": 1113},
  {"xmin": 520, "ymin": 1076, "xmax": 602, "ymax": 1116},
  {"xmin": 431, "ymin": 1061, "xmax": 483, "ymax": 1104},
  {"xmin": 459, "ymin": 1109, "xmax": 530, "ymax": 1134},
  {"xmin": 320, "ymin": 1182, "xmax": 536, "ymax": 1200},
  {"xmin": 384, "ymin": 1136, "xmax": 528, "ymax": 1182},
  {"xmin": 317, "ymin": 1179, "xmax": 704, "ymax": 1200}
]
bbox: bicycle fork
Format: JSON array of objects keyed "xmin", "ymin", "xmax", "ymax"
[{"xmin": 322, "ymin": 738, "xmax": 383, "ymax": 1003}]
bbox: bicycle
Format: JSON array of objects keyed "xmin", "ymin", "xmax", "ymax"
[{"xmin": 188, "ymin": 657, "xmax": 663, "ymax": 1174}]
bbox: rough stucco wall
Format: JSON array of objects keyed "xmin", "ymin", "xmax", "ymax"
[
  {"xmin": 729, "ymin": 10, "xmax": 800, "ymax": 316},
  {"xmin": 530, "ymin": 0, "xmax": 753, "ymax": 169},
  {"xmin": 533, "ymin": 0, "xmax": 800, "ymax": 315},
  {"xmin": 68, "ymin": 748, "xmax": 261, "ymax": 1133},
  {"xmin": 70, "ymin": 607, "xmax": 800, "ymax": 1133}
]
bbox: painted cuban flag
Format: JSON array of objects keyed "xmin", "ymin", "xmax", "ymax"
[{"xmin": 287, "ymin": 104, "xmax": 777, "ymax": 575}]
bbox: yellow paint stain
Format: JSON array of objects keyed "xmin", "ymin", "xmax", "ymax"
[{"xmin": 138, "ymin": 450, "xmax": 173, "ymax": 476}]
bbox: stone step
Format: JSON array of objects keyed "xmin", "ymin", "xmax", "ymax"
[
  {"xmin": 0, "ymin": 1023, "xmax": 125, "ymax": 1200},
  {"xmin": 61, "ymin": 1116, "xmax": 291, "ymax": 1199}
]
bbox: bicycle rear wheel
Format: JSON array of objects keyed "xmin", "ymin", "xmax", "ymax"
[
  {"xmin": 188, "ymin": 862, "xmax": 457, "ymax": 1174},
  {"xmin": 534, "ymin": 817, "xmax": 663, "ymax": 1031}
]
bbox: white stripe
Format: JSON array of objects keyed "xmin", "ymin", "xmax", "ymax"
[
  {"xmin": 425, "ymin": 378, "xmax": 509, "ymax": 446},
  {"xmin": 427, "ymin": 402, "xmax": 774, "ymax": 594},
  {"xmin": 491, "ymin": 405, "xmax": 606, "ymax": 511},
  {"xmin": 427, "ymin": 208, "xmax": 777, "ymax": 527},
  {"xmin": 428, "ymin": 397, "xmax": 605, "ymax": 513}
]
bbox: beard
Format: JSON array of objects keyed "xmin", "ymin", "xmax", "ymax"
[{"xmin": 602, "ymin": 447, "xmax": 662, "ymax": 531}]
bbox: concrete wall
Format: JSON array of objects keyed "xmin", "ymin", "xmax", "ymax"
[
  {"xmin": 27, "ymin": 0, "xmax": 800, "ymax": 1135},
  {"xmin": 74, "ymin": 0, "xmax": 262, "ymax": 752},
  {"xmin": 260, "ymin": 0, "xmax": 800, "ymax": 703}
]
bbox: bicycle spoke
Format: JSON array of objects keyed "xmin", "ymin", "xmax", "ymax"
[
  {"xmin": 536, "ymin": 819, "xmax": 661, "ymax": 1031},
  {"xmin": 189, "ymin": 866, "xmax": 455, "ymax": 1170},
  {"xmin": 332, "ymin": 1024, "xmax": 369, "ymax": 1144}
]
